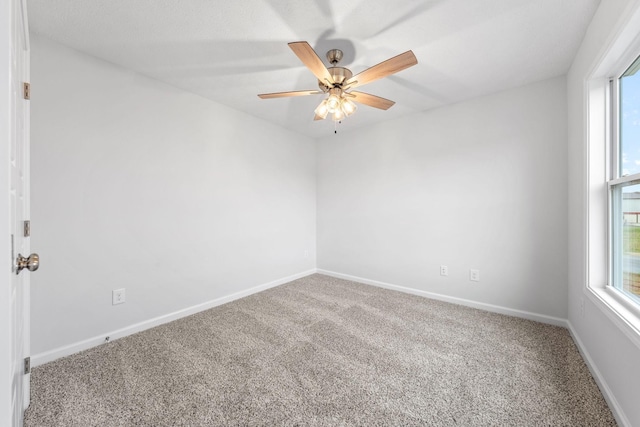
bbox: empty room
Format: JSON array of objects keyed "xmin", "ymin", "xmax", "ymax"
[{"xmin": 3, "ymin": 0, "xmax": 640, "ymax": 426}]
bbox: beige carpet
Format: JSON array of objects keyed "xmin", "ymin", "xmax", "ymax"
[{"xmin": 25, "ymin": 274, "xmax": 616, "ymax": 426}]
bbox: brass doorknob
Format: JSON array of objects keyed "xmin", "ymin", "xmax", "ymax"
[{"xmin": 16, "ymin": 253, "xmax": 39, "ymax": 274}]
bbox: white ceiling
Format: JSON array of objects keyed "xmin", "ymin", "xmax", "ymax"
[{"xmin": 27, "ymin": 0, "xmax": 600, "ymax": 138}]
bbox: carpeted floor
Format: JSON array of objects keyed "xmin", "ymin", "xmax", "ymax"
[{"xmin": 24, "ymin": 274, "xmax": 616, "ymax": 426}]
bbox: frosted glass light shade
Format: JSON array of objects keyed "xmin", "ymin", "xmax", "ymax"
[
  {"xmin": 326, "ymin": 94, "xmax": 340, "ymax": 113},
  {"xmin": 341, "ymin": 98, "xmax": 357, "ymax": 116},
  {"xmin": 314, "ymin": 100, "xmax": 329, "ymax": 119}
]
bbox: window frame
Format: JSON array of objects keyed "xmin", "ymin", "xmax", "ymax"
[{"xmin": 585, "ymin": 7, "xmax": 640, "ymax": 348}]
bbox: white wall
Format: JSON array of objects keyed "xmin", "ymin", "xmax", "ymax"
[
  {"xmin": 568, "ymin": 0, "xmax": 640, "ymax": 426},
  {"xmin": 317, "ymin": 76, "xmax": 568, "ymax": 319},
  {"xmin": 30, "ymin": 35, "xmax": 316, "ymax": 356}
]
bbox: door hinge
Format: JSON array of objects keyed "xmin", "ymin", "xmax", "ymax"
[
  {"xmin": 23, "ymin": 82, "xmax": 30, "ymax": 100},
  {"xmin": 24, "ymin": 220, "xmax": 30, "ymax": 237},
  {"xmin": 24, "ymin": 357, "xmax": 30, "ymax": 374}
]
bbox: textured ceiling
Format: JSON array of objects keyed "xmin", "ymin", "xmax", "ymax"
[{"xmin": 27, "ymin": 0, "xmax": 600, "ymax": 138}]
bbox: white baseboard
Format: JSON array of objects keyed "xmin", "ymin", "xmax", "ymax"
[
  {"xmin": 317, "ymin": 269, "xmax": 569, "ymax": 327},
  {"xmin": 567, "ymin": 322, "xmax": 630, "ymax": 427},
  {"xmin": 31, "ymin": 269, "xmax": 317, "ymax": 367}
]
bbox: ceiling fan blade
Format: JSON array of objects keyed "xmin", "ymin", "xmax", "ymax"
[
  {"xmin": 345, "ymin": 51, "xmax": 417, "ymax": 89},
  {"xmin": 350, "ymin": 91, "xmax": 395, "ymax": 110},
  {"xmin": 258, "ymin": 90, "xmax": 321, "ymax": 99},
  {"xmin": 313, "ymin": 114, "xmax": 325, "ymax": 121},
  {"xmin": 288, "ymin": 41, "xmax": 335, "ymax": 85}
]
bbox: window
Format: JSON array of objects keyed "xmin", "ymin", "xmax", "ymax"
[
  {"xmin": 585, "ymin": 6, "xmax": 640, "ymax": 345},
  {"xmin": 610, "ymin": 54, "xmax": 640, "ymax": 305}
]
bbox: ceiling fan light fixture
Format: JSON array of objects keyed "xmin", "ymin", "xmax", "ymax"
[
  {"xmin": 341, "ymin": 98, "xmax": 357, "ymax": 117},
  {"xmin": 314, "ymin": 100, "xmax": 329, "ymax": 119},
  {"xmin": 333, "ymin": 108, "xmax": 345, "ymax": 121},
  {"xmin": 326, "ymin": 88, "xmax": 342, "ymax": 113},
  {"xmin": 326, "ymin": 97, "xmax": 340, "ymax": 113}
]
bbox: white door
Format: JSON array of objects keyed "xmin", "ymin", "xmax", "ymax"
[{"xmin": 7, "ymin": 0, "xmax": 32, "ymax": 425}]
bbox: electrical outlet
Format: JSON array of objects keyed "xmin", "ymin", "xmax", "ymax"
[
  {"xmin": 470, "ymin": 269, "xmax": 480, "ymax": 282},
  {"xmin": 112, "ymin": 288, "xmax": 126, "ymax": 305},
  {"xmin": 304, "ymin": 250, "xmax": 309, "ymax": 259},
  {"xmin": 440, "ymin": 265, "xmax": 448, "ymax": 276}
]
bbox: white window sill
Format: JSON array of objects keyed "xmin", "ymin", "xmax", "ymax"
[{"xmin": 586, "ymin": 285, "xmax": 640, "ymax": 349}]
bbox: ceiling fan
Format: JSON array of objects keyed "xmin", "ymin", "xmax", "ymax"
[{"xmin": 258, "ymin": 41, "xmax": 418, "ymax": 122}]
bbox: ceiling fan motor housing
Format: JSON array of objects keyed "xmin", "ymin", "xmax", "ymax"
[{"xmin": 318, "ymin": 66, "xmax": 353, "ymax": 92}]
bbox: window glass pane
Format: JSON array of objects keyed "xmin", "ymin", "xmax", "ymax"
[
  {"xmin": 619, "ymin": 55, "xmax": 640, "ymax": 177},
  {"xmin": 613, "ymin": 182, "xmax": 640, "ymax": 301}
]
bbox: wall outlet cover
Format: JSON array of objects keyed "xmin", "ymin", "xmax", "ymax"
[
  {"xmin": 440, "ymin": 265, "xmax": 448, "ymax": 276},
  {"xmin": 112, "ymin": 288, "xmax": 126, "ymax": 305},
  {"xmin": 470, "ymin": 269, "xmax": 480, "ymax": 282}
]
